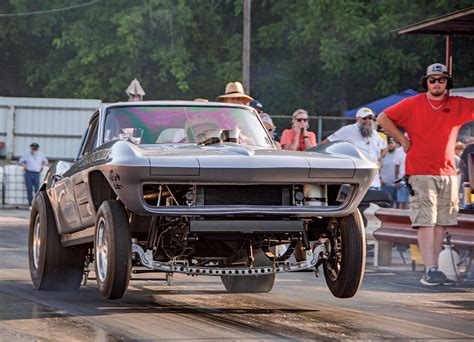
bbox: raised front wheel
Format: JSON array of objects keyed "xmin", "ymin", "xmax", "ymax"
[{"xmin": 323, "ymin": 209, "xmax": 366, "ymax": 298}]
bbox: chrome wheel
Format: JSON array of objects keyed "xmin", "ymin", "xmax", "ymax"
[
  {"xmin": 94, "ymin": 200, "xmax": 131, "ymax": 299},
  {"xmin": 33, "ymin": 214, "xmax": 41, "ymax": 269},
  {"xmin": 95, "ymin": 218, "xmax": 108, "ymax": 283}
]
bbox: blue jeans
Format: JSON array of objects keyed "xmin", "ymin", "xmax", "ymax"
[
  {"xmin": 25, "ymin": 171, "xmax": 40, "ymax": 205},
  {"xmin": 381, "ymin": 184, "xmax": 397, "ymax": 207},
  {"xmin": 396, "ymin": 183, "xmax": 409, "ymax": 206}
]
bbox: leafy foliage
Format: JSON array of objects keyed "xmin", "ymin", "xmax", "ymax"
[{"xmin": 1, "ymin": 0, "xmax": 472, "ymax": 115}]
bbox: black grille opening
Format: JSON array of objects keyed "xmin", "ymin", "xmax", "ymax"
[{"xmin": 201, "ymin": 185, "xmax": 290, "ymax": 205}]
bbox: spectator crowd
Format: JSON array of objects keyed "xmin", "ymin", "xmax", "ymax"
[{"xmin": 212, "ymin": 80, "xmax": 472, "ymax": 211}]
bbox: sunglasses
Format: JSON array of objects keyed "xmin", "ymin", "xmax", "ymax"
[
  {"xmin": 295, "ymin": 118, "xmax": 308, "ymax": 122},
  {"xmin": 361, "ymin": 116, "xmax": 374, "ymax": 121},
  {"xmin": 428, "ymin": 76, "xmax": 447, "ymax": 84}
]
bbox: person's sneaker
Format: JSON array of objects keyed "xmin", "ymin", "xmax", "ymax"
[
  {"xmin": 437, "ymin": 271, "xmax": 456, "ymax": 286},
  {"xmin": 420, "ymin": 270, "xmax": 443, "ymax": 286},
  {"xmin": 420, "ymin": 270, "xmax": 456, "ymax": 286}
]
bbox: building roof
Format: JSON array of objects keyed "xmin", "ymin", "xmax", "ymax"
[{"xmin": 396, "ymin": 7, "xmax": 474, "ymax": 35}]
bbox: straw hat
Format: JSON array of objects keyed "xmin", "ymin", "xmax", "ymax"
[{"xmin": 216, "ymin": 81, "xmax": 253, "ymax": 102}]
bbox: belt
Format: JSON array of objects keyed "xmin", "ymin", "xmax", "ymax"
[{"xmin": 26, "ymin": 170, "xmax": 40, "ymax": 173}]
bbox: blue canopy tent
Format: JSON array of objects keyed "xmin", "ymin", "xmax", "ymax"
[{"xmin": 344, "ymin": 89, "xmax": 418, "ymax": 117}]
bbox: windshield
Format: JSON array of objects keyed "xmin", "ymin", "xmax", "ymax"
[{"xmin": 104, "ymin": 105, "xmax": 273, "ymax": 147}]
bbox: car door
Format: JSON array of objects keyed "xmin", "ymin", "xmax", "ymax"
[
  {"xmin": 73, "ymin": 115, "xmax": 100, "ymax": 228},
  {"xmin": 52, "ymin": 115, "xmax": 99, "ymax": 234}
]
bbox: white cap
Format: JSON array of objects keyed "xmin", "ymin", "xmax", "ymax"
[
  {"xmin": 426, "ymin": 63, "xmax": 449, "ymax": 77},
  {"xmin": 356, "ymin": 107, "xmax": 375, "ymax": 118}
]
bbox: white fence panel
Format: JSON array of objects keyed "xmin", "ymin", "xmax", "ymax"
[{"xmin": 3, "ymin": 165, "xmax": 47, "ymax": 207}]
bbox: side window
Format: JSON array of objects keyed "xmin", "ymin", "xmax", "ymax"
[{"xmin": 81, "ymin": 117, "xmax": 100, "ymax": 157}]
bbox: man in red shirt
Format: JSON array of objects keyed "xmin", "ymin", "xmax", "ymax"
[{"xmin": 377, "ymin": 63, "xmax": 473, "ymax": 286}]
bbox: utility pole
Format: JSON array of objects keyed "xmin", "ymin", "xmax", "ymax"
[{"xmin": 242, "ymin": 0, "xmax": 251, "ymax": 94}]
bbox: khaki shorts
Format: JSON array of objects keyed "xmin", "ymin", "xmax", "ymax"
[{"xmin": 408, "ymin": 175, "xmax": 459, "ymax": 227}]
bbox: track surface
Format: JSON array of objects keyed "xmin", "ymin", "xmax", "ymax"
[{"xmin": 1, "ymin": 210, "xmax": 473, "ymax": 340}]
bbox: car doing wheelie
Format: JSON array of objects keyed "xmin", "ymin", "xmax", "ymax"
[{"xmin": 28, "ymin": 101, "xmax": 375, "ymax": 300}]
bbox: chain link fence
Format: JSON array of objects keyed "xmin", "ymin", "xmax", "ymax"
[{"xmin": 270, "ymin": 115, "xmax": 356, "ymax": 143}]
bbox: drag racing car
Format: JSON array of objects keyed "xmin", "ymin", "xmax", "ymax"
[{"xmin": 28, "ymin": 101, "xmax": 376, "ymax": 300}]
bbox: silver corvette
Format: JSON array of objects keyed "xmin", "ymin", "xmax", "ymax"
[{"xmin": 29, "ymin": 101, "xmax": 376, "ymax": 300}]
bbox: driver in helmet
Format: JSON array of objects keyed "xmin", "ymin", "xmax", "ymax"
[
  {"xmin": 184, "ymin": 116, "xmax": 223, "ymax": 144},
  {"xmin": 184, "ymin": 115, "xmax": 244, "ymax": 144}
]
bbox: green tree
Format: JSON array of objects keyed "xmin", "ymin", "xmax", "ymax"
[
  {"xmin": 252, "ymin": 0, "xmax": 473, "ymax": 116},
  {"xmin": 1, "ymin": 0, "xmax": 472, "ymax": 117}
]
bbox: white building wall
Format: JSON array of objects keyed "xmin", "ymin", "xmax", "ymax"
[{"xmin": 0, "ymin": 96, "xmax": 102, "ymax": 161}]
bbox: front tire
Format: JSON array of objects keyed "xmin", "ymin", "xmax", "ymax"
[
  {"xmin": 28, "ymin": 191, "xmax": 86, "ymax": 291},
  {"xmin": 221, "ymin": 248, "xmax": 275, "ymax": 293},
  {"xmin": 323, "ymin": 209, "xmax": 366, "ymax": 298},
  {"xmin": 94, "ymin": 200, "xmax": 131, "ymax": 300}
]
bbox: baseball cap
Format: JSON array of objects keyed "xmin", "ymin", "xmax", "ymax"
[
  {"xmin": 355, "ymin": 107, "xmax": 375, "ymax": 118},
  {"xmin": 259, "ymin": 113, "xmax": 276, "ymax": 129},
  {"xmin": 30, "ymin": 143, "xmax": 39, "ymax": 148},
  {"xmin": 248, "ymin": 100, "xmax": 263, "ymax": 112},
  {"xmin": 425, "ymin": 63, "xmax": 449, "ymax": 77}
]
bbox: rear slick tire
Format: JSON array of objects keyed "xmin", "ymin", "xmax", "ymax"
[
  {"xmin": 28, "ymin": 191, "xmax": 86, "ymax": 291},
  {"xmin": 94, "ymin": 200, "xmax": 131, "ymax": 300},
  {"xmin": 323, "ymin": 209, "xmax": 366, "ymax": 298},
  {"xmin": 221, "ymin": 248, "xmax": 275, "ymax": 293}
]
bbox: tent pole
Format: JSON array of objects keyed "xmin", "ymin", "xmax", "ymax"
[{"xmin": 445, "ymin": 34, "xmax": 452, "ymax": 75}]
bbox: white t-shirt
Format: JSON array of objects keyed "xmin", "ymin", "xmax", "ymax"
[
  {"xmin": 380, "ymin": 149, "xmax": 398, "ymax": 186},
  {"xmin": 327, "ymin": 123, "xmax": 387, "ymax": 188},
  {"xmin": 393, "ymin": 147, "xmax": 406, "ymax": 179}
]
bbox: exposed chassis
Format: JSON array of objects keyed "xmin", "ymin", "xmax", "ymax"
[{"xmin": 132, "ymin": 241, "xmax": 328, "ymax": 276}]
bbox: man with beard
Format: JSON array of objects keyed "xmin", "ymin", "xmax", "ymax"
[
  {"xmin": 377, "ymin": 63, "xmax": 473, "ymax": 286},
  {"xmin": 326, "ymin": 107, "xmax": 387, "ymax": 189}
]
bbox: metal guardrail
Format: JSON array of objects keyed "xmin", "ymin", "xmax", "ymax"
[{"xmin": 373, "ymin": 208, "xmax": 474, "ymax": 249}]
